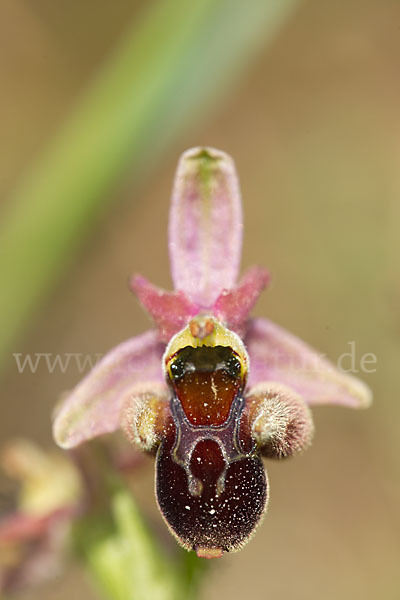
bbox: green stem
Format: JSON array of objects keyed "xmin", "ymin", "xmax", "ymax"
[{"xmin": 73, "ymin": 477, "xmax": 207, "ymax": 600}]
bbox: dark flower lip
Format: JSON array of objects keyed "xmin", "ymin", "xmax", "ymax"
[{"xmin": 155, "ymin": 435, "xmax": 268, "ymax": 556}]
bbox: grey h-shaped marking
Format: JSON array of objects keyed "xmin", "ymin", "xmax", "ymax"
[{"xmin": 170, "ymin": 394, "xmax": 256, "ymax": 497}]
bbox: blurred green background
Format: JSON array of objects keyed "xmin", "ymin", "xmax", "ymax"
[{"xmin": 1, "ymin": 0, "xmax": 399, "ymax": 598}]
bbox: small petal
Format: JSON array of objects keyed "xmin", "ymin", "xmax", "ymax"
[
  {"xmin": 213, "ymin": 266, "xmax": 270, "ymax": 335},
  {"xmin": 53, "ymin": 330, "xmax": 164, "ymax": 449},
  {"xmin": 245, "ymin": 382, "xmax": 314, "ymax": 458},
  {"xmin": 169, "ymin": 147, "xmax": 243, "ymax": 307},
  {"xmin": 130, "ymin": 274, "xmax": 199, "ymax": 342},
  {"xmin": 245, "ymin": 318, "xmax": 372, "ymax": 408},
  {"xmin": 121, "ymin": 382, "xmax": 171, "ymax": 452}
]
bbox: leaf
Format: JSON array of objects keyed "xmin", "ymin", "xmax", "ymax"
[
  {"xmin": 74, "ymin": 477, "xmax": 206, "ymax": 600},
  {"xmin": 0, "ymin": 0, "xmax": 301, "ymax": 369}
]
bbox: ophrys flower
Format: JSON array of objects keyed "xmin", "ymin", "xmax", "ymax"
[{"xmin": 53, "ymin": 147, "xmax": 371, "ymax": 558}]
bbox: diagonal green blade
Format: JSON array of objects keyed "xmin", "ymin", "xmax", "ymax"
[{"xmin": 0, "ymin": 0, "xmax": 301, "ymax": 369}]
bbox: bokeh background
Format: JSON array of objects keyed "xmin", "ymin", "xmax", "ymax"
[{"xmin": 1, "ymin": 0, "xmax": 399, "ymax": 598}]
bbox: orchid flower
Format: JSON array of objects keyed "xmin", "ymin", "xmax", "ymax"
[
  {"xmin": 53, "ymin": 147, "xmax": 371, "ymax": 559},
  {"xmin": 0, "ymin": 440, "xmax": 82, "ymax": 592}
]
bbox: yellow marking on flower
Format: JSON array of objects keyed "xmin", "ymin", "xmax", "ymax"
[{"xmin": 163, "ymin": 316, "xmax": 249, "ymax": 381}]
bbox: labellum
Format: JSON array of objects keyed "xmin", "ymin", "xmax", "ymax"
[{"xmin": 123, "ymin": 316, "xmax": 312, "ymax": 558}]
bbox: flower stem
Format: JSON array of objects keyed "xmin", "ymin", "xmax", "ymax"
[{"xmin": 73, "ymin": 474, "xmax": 207, "ymax": 600}]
